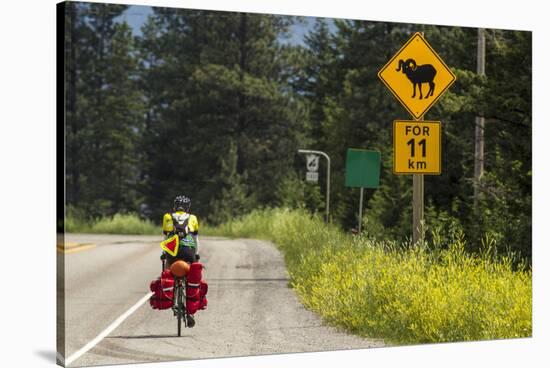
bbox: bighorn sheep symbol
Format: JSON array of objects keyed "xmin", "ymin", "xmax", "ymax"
[{"xmin": 396, "ymin": 59, "xmax": 437, "ymax": 99}]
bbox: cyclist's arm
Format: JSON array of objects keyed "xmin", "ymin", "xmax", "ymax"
[
  {"xmin": 161, "ymin": 213, "xmax": 172, "ymax": 260},
  {"xmin": 162, "ymin": 213, "xmax": 174, "ymax": 236},
  {"xmin": 193, "ymin": 233, "xmax": 199, "ymax": 255},
  {"xmin": 190, "ymin": 215, "xmax": 200, "ymax": 255}
]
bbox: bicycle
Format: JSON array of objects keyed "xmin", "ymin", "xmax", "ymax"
[{"xmin": 161, "ymin": 254, "xmax": 195, "ymax": 336}]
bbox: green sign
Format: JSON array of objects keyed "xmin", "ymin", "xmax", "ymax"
[{"xmin": 345, "ymin": 149, "xmax": 381, "ymax": 188}]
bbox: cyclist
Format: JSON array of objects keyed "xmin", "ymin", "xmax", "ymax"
[
  {"xmin": 162, "ymin": 195, "xmax": 200, "ymax": 267},
  {"xmin": 161, "ymin": 195, "xmax": 200, "ymax": 328}
]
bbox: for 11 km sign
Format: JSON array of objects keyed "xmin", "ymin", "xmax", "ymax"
[{"xmin": 393, "ymin": 120, "xmax": 441, "ymax": 174}]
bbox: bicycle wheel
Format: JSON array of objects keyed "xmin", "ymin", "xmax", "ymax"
[{"xmin": 176, "ymin": 283, "xmax": 183, "ymax": 337}]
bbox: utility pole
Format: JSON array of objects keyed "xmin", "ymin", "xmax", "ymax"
[{"xmin": 474, "ymin": 28, "xmax": 486, "ymax": 210}]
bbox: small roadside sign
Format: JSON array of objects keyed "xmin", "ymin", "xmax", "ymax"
[
  {"xmin": 306, "ymin": 154, "xmax": 319, "ymax": 172},
  {"xmin": 297, "ymin": 149, "xmax": 331, "ymax": 222},
  {"xmin": 305, "ymin": 154, "xmax": 320, "ymax": 183},
  {"xmin": 393, "ymin": 120, "xmax": 441, "ymax": 175},
  {"xmin": 378, "ymin": 32, "xmax": 456, "ymax": 119},
  {"xmin": 345, "ymin": 149, "xmax": 381, "ymax": 234},
  {"xmin": 306, "ymin": 172, "xmax": 319, "ymax": 183},
  {"xmin": 345, "ymin": 149, "xmax": 381, "ymax": 188}
]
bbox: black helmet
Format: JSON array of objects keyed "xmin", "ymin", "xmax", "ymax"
[{"xmin": 173, "ymin": 195, "xmax": 191, "ymax": 211}]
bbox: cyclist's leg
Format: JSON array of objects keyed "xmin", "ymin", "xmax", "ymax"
[
  {"xmin": 180, "ymin": 247, "xmax": 197, "ymax": 327},
  {"xmin": 164, "ymin": 256, "xmax": 174, "ymax": 270}
]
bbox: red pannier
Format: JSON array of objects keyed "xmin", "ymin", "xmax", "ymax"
[
  {"xmin": 149, "ymin": 270, "xmax": 174, "ymax": 310},
  {"xmin": 186, "ymin": 262, "xmax": 208, "ymax": 314},
  {"xmin": 199, "ymin": 281, "xmax": 208, "ymax": 310}
]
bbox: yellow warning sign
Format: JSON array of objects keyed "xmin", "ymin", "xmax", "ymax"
[
  {"xmin": 379, "ymin": 33, "xmax": 456, "ymax": 120},
  {"xmin": 393, "ymin": 120, "xmax": 441, "ymax": 175}
]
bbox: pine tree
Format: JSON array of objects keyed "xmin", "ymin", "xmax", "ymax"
[
  {"xmin": 65, "ymin": 3, "xmax": 144, "ymax": 217},
  {"xmin": 139, "ymin": 9, "xmax": 308, "ymax": 223}
]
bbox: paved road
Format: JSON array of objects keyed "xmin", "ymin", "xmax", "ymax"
[{"xmin": 59, "ymin": 234, "xmax": 383, "ymax": 367}]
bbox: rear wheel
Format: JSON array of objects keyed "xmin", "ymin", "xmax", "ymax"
[
  {"xmin": 177, "ymin": 312, "xmax": 181, "ymax": 336},
  {"xmin": 176, "ymin": 284, "xmax": 184, "ymax": 336}
]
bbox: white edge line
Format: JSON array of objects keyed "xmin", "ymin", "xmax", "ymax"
[{"xmin": 65, "ymin": 291, "xmax": 154, "ymax": 366}]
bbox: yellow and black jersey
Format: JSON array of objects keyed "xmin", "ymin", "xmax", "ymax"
[{"xmin": 162, "ymin": 211, "xmax": 199, "ymax": 248}]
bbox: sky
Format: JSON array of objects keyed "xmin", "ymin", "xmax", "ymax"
[{"xmin": 117, "ymin": 4, "xmax": 332, "ymax": 46}]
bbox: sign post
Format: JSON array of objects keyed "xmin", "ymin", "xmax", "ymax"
[
  {"xmin": 345, "ymin": 149, "xmax": 381, "ymax": 234},
  {"xmin": 298, "ymin": 149, "xmax": 331, "ymax": 223},
  {"xmin": 412, "ymin": 173, "xmax": 424, "ymax": 244},
  {"xmin": 378, "ymin": 32, "xmax": 455, "ymax": 244},
  {"xmin": 358, "ymin": 187, "xmax": 364, "ymax": 233}
]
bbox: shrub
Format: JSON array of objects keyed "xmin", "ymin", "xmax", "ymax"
[{"xmin": 65, "ymin": 213, "xmax": 159, "ymax": 235}]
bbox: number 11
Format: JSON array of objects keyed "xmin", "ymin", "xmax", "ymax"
[{"xmin": 407, "ymin": 138, "xmax": 426, "ymax": 157}]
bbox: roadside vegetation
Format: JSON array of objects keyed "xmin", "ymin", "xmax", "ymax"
[
  {"xmin": 207, "ymin": 208, "xmax": 532, "ymax": 345},
  {"xmin": 66, "ymin": 211, "xmax": 159, "ymax": 235}
]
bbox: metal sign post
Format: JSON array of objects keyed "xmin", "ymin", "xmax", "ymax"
[
  {"xmin": 358, "ymin": 187, "xmax": 364, "ymax": 233},
  {"xmin": 298, "ymin": 149, "xmax": 331, "ymax": 223}
]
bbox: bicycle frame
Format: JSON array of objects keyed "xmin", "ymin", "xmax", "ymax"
[{"xmin": 162, "ymin": 257, "xmax": 187, "ymax": 336}]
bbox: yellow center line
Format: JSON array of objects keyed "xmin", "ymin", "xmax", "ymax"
[
  {"xmin": 56, "ymin": 243, "xmax": 96, "ymax": 254},
  {"xmin": 57, "ymin": 242, "xmax": 84, "ymax": 249}
]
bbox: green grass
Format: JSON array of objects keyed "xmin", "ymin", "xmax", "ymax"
[
  {"xmin": 207, "ymin": 208, "xmax": 532, "ymax": 345},
  {"xmin": 66, "ymin": 213, "xmax": 159, "ymax": 235}
]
